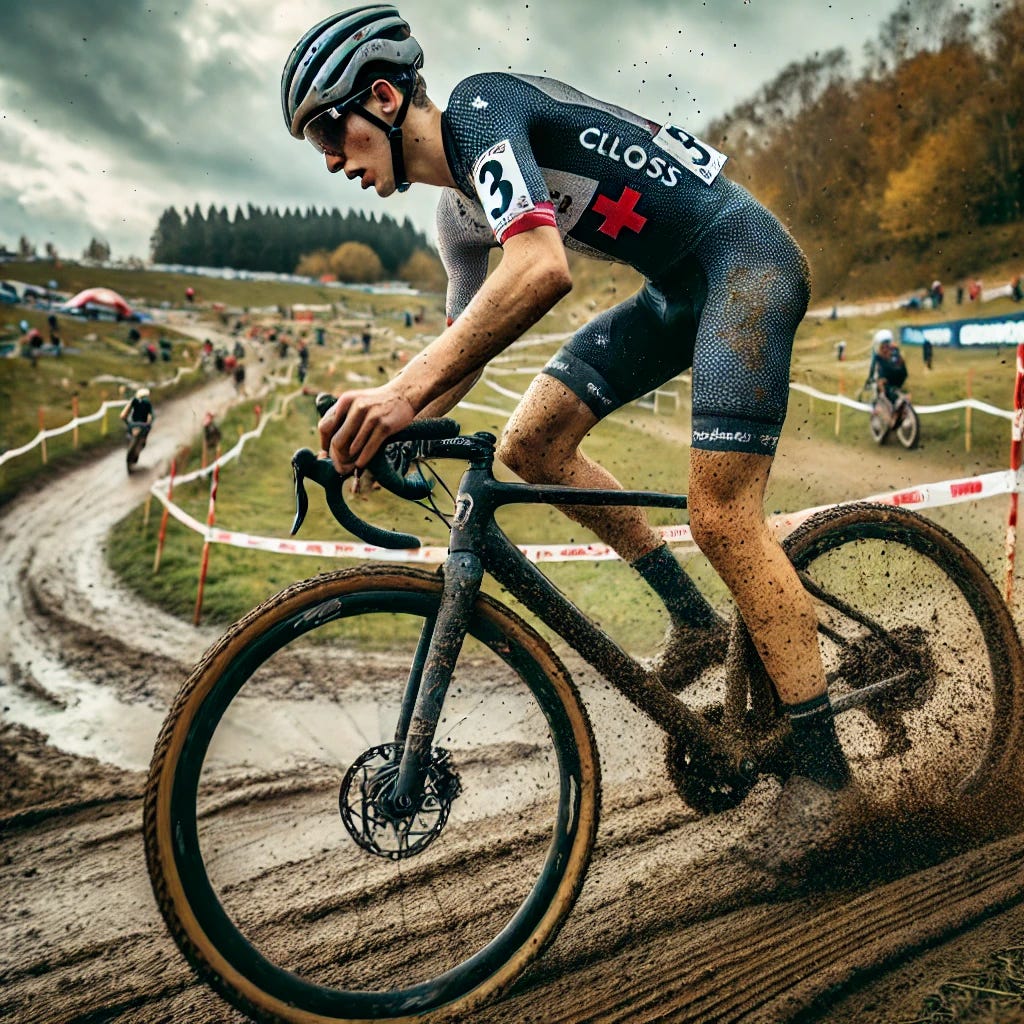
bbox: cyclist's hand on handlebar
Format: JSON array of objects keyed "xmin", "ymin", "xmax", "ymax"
[{"xmin": 317, "ymin": 382, "xmax": 416, "ymax": 475}]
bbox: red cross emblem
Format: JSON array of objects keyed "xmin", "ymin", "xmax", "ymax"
[{"xmin": 592, "ymin": 186, "xmax": 647, "ymax": 239}]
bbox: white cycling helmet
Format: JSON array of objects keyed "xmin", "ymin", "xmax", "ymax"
[
  {"xmin": 872, "ymin": 328, "xmax": 894, "ymax": 353},
  {"xmin": 135, "ymin": 387, "xmax": 151, "ymax": 398}
]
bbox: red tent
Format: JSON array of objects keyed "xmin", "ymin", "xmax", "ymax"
[{"xmin": 62, "ymin": 287, "xmax": 134, "ymax": 319}]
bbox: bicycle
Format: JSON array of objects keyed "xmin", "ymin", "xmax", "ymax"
[
  {"xmin": 125, "ymin": 420, "xmax": 151, "ymax": 473},
  {"xmin": 863, "ymin": 383, "xmax": 920, "ymax": 449},
  {"xmin": 144, "ymin": 412, "xmax": 1023, "ymax": 1024}
]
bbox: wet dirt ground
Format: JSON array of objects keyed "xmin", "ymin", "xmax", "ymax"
[{"xmin": 2, "ymin": 374, "xmax": 1023, "ymax": 1024}]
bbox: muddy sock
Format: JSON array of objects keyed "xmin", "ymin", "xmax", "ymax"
[
  {"xmin": 630, "ymin": 544, "xmax": 719, "ymax": 630},
  {"xmin": 787, "ymin": 693, "xmax": 852, "ymax": 791}
]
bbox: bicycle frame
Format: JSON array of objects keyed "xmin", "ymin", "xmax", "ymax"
[{"xmin": 387, "ymin": 434, "xmax": 779, "ymax": 810}]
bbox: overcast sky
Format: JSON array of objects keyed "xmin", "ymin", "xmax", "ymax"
[{"xmin": 0, "ymin": 0, "xmax": 910, "ymax": 260}]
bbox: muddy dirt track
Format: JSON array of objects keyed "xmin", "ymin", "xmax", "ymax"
[{"xmin": 2, "ymin": 374, "xmax": 1024, "ymax": 1024}]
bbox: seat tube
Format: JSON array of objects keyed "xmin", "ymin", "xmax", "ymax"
[{"xmin": 393, "ymin": 551, "xmax": 484, "ymax": 806}]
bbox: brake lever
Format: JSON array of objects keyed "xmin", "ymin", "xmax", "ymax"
[
  {"xmin": 291, "ymin": 448, "xmax": 340, "ymax": 535},
  {"xmin": 291, "ymin": 458, "xmax": 310, "ymax": 535},
  {"xmin": 290, "ymin": 448, "xmax": 420, "ymax": 549}
]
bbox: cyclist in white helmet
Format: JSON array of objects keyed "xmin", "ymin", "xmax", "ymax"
[
  {"xmin": 120, "ymin": 387, "xmax": 154, "ymax": 429},
  {"xmin": 865, "ymin": 328, "xmax": 908, "ymax": 426},
  {"xmin": 283, "ymin": 7, "xmax": 853, "ymax": 821}
]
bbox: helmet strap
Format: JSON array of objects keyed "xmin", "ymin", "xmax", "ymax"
[{"xmin": 351, "ymin": 78, "xmax": 415, "ymax": 193}]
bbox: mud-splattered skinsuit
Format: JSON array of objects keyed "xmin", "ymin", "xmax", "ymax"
[{"xmin": 436, "ymin": 72, "xmax": 810, "ymax": 456}]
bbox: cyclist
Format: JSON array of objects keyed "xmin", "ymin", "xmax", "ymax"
[
  {"xmin": 283, "ymin": 7, "xmax": 851, "ymax": 815},
  {"xmin": 120, "ymin": 386, "xmax": 155, "ymax": 433},
  {"xmin": 864, "ymin": 328, "xmax": 908, "ymax": 428}
]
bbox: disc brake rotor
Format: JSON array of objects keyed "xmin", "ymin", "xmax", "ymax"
[{"xmin": 339, "ymin": 742, "xmax": 462, "ymax": 860}]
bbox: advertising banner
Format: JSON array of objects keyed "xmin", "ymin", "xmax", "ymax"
[{"xmin": 900, "ymin": 311, "xmax": 1024, "ymax": 348}]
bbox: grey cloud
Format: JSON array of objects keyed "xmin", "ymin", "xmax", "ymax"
[
  {"xmin": 0, "ymin": 0, "xmax": 905, "ymax": 257},
  {"xmin": 0, "ymin": 0, "xmax": 266, "ymax": 174}
]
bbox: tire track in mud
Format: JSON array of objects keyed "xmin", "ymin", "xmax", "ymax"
[
  {"xmin": 2, "ymin": 787, "xmax": 1023, "ymax": 1024},
  {"xmin": 2, "ymin": 370, "xmax": 1024, "ymax": 1022}
]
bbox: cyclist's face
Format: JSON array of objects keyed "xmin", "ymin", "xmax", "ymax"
[
  {"xmin": 305, "ymin": 87, "xmax": 396, "ymax": 196},
  {"xmin": 326, "ymin": 109, "xmax": 394, "ymax": 194}
]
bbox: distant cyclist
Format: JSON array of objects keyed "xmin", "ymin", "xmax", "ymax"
[
  {"xmin": 120, "ymin": 386, "xmax": 155, "ymax": 430},
  {"xmin": 121, "ymin": 387, "xmax": 154, "ymax": 470},
  {"xmin": 283, "ymin": 7, "xmax": 851, "ymax": 820},
  {"xmin": 865, "ymin": 329, "xmax": 908, "ymax": 427}
]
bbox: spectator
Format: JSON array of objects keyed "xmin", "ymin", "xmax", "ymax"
[
  {"xmin": 145, "ymin": 341, "xmax": 158, "ymax": 364},
  {"xmin": 202, "ymin": 411, "xmax": 222, "ymax": 454},
  {"xmin": 48, "ymin": 315, "xmax": 62, "ymax": 358},
  {"xmin": 1012, "ymin": 275, "xmax": 1023, "ymax": 303},
  {"xmin": 23, "ymin": 326, "xmax": 44, "ymax": 368},
  {"xmin": 929, "ymin": 280, "xmax": 944, "ymax": 308},
  {"xmin": 835, "ymin": 340, "xmax": 846, "ymax": 362},
  {"xmin": 956, "ymin": 283, "xmax": 964, "ymax": 305},
  {"xmin": 185, "ymin": 286, "xmax": 196, "ymax": 304},
  {"xmin": 968, "ymin": 279, "xmax": 982, "ymax": 302},
  {"xmin": 922, "ymin": 337, "xmax": 933, "ymax": 370},
  {"xmin": 361, "ymin": 323, "xmax": 372, "ymax": 354},
  {"xmin": 233, "ymin": 363, "xmax": 246, "ymax": 393}
]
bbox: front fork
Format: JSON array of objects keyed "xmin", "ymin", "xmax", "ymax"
[{"xmin": 389, "ymin": 551, "xmax": 483, "ymax": 811}]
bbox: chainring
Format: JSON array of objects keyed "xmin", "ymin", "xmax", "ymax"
[{"xmin": 665, "ymin": 706, "xmax": 755, "ymax": 815}]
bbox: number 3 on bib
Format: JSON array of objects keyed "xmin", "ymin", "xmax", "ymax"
[{"xmin": 472, "ymin": 139, "xmax": 537, "ymax": 238}]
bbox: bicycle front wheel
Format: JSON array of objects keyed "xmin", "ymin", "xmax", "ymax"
[
  {"xmin": 145, "ymin": 565, "xmax": 599, "ymax": 1023},
  {"xmin": 783, "ymin": 503, "xmax": 1023, "ymax": 803},
  {"xmin": 895, "ymin": 403, "xmax": 920, "ymax": 449}
]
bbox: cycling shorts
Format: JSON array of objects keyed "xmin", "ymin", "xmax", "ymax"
[{"xmin": 541, "ymin": 202, "xmax": 810, "ymax": 457}]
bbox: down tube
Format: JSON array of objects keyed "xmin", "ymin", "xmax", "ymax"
[{"xmin": 482, "ymin": 528, "xmax": 705, "ymax": 742}]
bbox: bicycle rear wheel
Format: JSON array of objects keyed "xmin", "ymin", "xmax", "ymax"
[
  {"xmin": 778, "ymin": 503, "xmax": 1023, "ymax": 803},
  {"xmin": 145, "ymin": 565, "xmax": 599, "ymax": 1023}
]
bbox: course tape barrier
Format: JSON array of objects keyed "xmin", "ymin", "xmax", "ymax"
[
  {"xmin": 788, "ymin": 381, "xmax": 1013, "ymax": 420},
  {"xmin": 150, "ymin": 461, "xmax": 1021, "ymax": 565},
  {"xmin": 0, "ymin": 358, "xmax": 206, "ymax": 467},
  {"xmin": 481, "ymin": 372, "xmax": 1013, "ymax": 421},
  {"xmin": 0, "ymin": 399, "xmax": 125, "ymax": 466}
]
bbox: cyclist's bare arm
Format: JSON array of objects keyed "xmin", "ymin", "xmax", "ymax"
[
  {"xmin": 416, "ymin": 369, "xmax": 484, "ymax": 419},
  {"xmin": 319, "ymin": 225, "xmax": 571, "ymax": 472},
  {"xmin": 412, "ymin": 205, "xmax": 490, "ymax": 419}
]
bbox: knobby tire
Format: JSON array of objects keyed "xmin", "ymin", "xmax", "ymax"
[{"xmin": 144, "ymin": 565, "xmax": 599, "ymax": 1024}]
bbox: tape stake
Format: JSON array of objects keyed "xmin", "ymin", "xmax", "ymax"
[{"xmin": 1005, "ymin": 343, "xmax": 1024, "ymax": 603}]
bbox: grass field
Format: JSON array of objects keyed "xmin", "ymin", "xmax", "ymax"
[
  {"xmin": 102, "ymin": 282, "xmax": 1020, "ymax": 653},
  {"xmin": 2, "ymin": 254, "xmax": 1016, "ymax": 642},
  {"xmin": 7, "ymin": 260, "xmax": 1021, "ymax": 1021},
  {"xmin": 0, "ymin": 259, "xmax": 448, "ymax": 504},
  {"xmin": 0, "ymin": 259, "xmax": 446, "ymax": 321},
  {"xmin": 0, "ymin": 310, "xmax": 205, "ymax": 503}
]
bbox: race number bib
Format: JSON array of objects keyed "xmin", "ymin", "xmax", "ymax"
[
  {"xmin": 472, "ymin": 139, "xmax": 537, "ymax": 238},
  {"xmin": 652, "ymin": 124, "xmax": 727, "ymax": 185}
]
